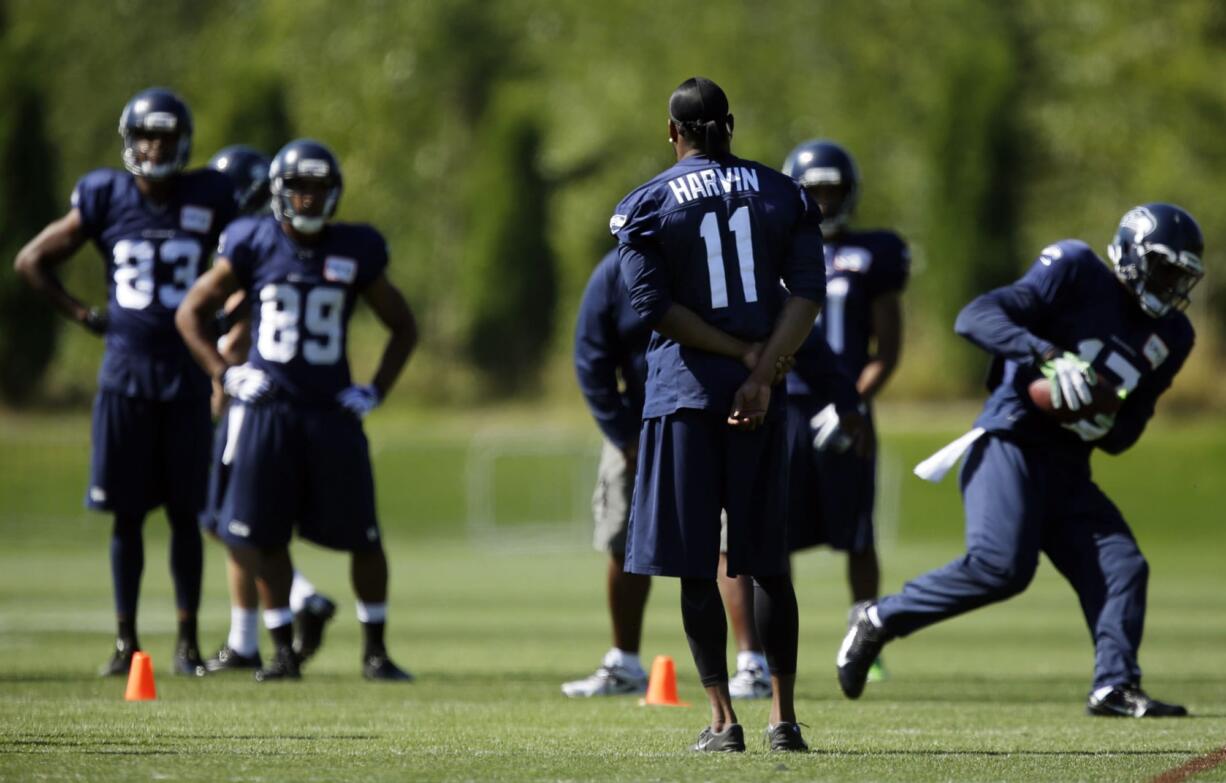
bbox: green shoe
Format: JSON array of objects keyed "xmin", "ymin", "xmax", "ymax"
[{"xmin": 866, "ymin": 657, "xmax": 889, "ymax": 683}]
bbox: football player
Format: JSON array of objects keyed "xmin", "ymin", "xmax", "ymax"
[
  {"xmin": 199, "ymin": 145, "xmax": 338, "ymax": 673},
  {"xmin": 564, "ymin": 248, "xmax": 655, "ymax": 696},
  {"xmin": 612, "ymin": 77, "xmax": 823, "ymax": 752},
  {"xmin": 836, "ymin": 204, "xmax": 1203, "ymax": 717},
  {"xmin": 782, "ymin": 140, "xmax": 908, "ymax": 683},
  {"xmin": 14, "ymin": 87, "xmax": 237, "ymax": 677},
  {"xmin": 176, "ymin": 139, "xmax": 418, "ymax": 681}
]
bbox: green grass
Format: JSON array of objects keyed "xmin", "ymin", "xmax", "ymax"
[{"xmin": 1, "ymin": 406, "xmax": 1225, "ymax": 782}]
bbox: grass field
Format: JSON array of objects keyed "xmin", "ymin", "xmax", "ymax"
[{"xmin": 1, "ymin": 406, "xmax": 1224, "ymax": 782}]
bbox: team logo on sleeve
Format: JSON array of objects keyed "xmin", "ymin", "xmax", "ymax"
[
  {"xmin": 609, "ymin": 214, "xmax": 627, "ymax": 234},
  {"xmin": 1142, "ymin": 334, "xmax": 1169, "ymax": 369},
  {"xmin": 180, "ymin": 205, "xmax": 214, "ymax": 233},
  {"xmin": 324, "ymin": 256, "xmax": 358, "ymax": 284}
]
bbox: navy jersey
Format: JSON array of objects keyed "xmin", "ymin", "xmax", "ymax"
[
  {"xmin": 575, "ymin": 249, "xmax": 652, "ymax": 449},
  {"xmin": 613, "ymin": 154, "xmax": 825, "ymax": 418},
  {"xmin": 73, "ymin": 168, "xmax": 238, "ymax": 399},
  {"xmin": 219, "ymin": 216, "xmax": 389, "ymax": 406},
  {"xmin": 958, "ymin": 240, "xmax": 1194, "ymax": 454},
  {"xmin": 788, "ymin": 229, "xmax": 909, "ymax": 396}
]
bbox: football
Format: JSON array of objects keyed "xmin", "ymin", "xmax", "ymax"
[{"xmin": 1027, "ymin": 376, "xmax": 1124, "ymax": 422}]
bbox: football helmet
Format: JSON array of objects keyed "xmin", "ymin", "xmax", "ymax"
[
  {"xmin": 782, "ymin": 139, "xmax": 859, "ymax": 236},
  {"xmin": 269, "ymin": 139, "xmax": 342, "ymax": 235},
  {"xmin": 1108, "ymin": 203, "xmax": 1204, "ymax": 318},
  {"xmin": 119, "ymin": 88, "xmax": 192, "ymax": 180},
  {"xmin": 209, "ymin": 145, "xmax": 272, "ymax": 215}
]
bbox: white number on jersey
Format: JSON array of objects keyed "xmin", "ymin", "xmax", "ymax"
[
  {"xmin": 112, "ymin": 238, "xmax": 202, "ymax": 310},
  {"xmin": 699, "ymin": 206, "xmax": 757, "ymax": 309},
  {"xmin": 257, "ymin": 284, "xmax": 345, "ymax": 365},
  {"xmin": 822, "ymin": 276, "xmax": 851, "ymax": 354}
]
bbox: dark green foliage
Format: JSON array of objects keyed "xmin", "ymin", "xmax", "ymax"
[
  {"xmin": 458, "ymin": 94, "xmax": 557, "ymax": 394},
  {"xmin": 0, "ymin": 59, "xmax": 61, "ymax": 404}
]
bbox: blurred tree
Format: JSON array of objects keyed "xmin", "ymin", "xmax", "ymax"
[
  {"xmin": 0, "ymin": 52, "xmax": 61, "ymax": 402},
  {"xmin": 458, "ymin": 92, "xmax": 557, "ymax": 394}
]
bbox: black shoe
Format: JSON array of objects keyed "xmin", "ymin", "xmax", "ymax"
[
  {"xmin": 691, "ymin": 724, "xmax": 746, "ymax": 752},
  {"xmin": 1087, "ymin": 685, "xmax": 1188, "ymax": 718},
  {"xmin": 293, "ymin": 594, "xmax": 337, "ymax": 662},
  {"xmin": 766, "ymin": 722, "xmax": 809, "ymax": 752},
  {"xmin": 173, "ymin": 641, "xmax": 207, "ymax": 677},
  {"xmin": 204, "ymin": 644, "xmax": 262, "ymax": 673},
  {"xmin": 98, "ymin": 638, "xmax": 138, "ymax": 677},
  {"xmin": 836, "ymin": 601, "xmax": 888, "ymax": 700},
  {"xmin": 362, "ymin": 652, "xmax": 414, "ymax": 682},
  {"xmin": 254, "ymin": 646, "xmax": 301, "ymax": 682}
]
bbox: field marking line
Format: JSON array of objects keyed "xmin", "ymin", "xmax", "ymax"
[{"xmin": 1150, "ymin": 745, "xmax": 1226, "ymax": 783}]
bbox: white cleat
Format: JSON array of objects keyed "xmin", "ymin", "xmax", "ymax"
[{"xmin": 561, "ymin": 663, "xmax": 648, "ymax": 697}]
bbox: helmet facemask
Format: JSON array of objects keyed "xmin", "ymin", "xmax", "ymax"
[
  {"xmin": 1110, "ymin": 241, "xmax": 1204, "ymax": 318},
  {"xmin": 271, "ymin": 175, "xmax": 339, "ymax": 235},
  {"xmin": 800, "ymin": 168, "xmax": 856, "ymax": 236},
  {"xmin": 122, "ymin": 125, "xmax": 191, "ymax": 181}
]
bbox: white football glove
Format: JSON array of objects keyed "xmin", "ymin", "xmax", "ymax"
[
  {"xmin": 1065, "ymin": 413, "xmax": 1115, "ymax": 442},
  {"xmin": 811, "ymin": 403, "xmax": 853, "ymax": 453},
  {"xmin": 1041, "ymin": 351, "xmax": 1096, "ymax": 411},
  {"xmin": 337, "ymin": 384, "xmax": 381, "ymax": 418},
  {"xmin": 222, "ymin": 364, "xmax": 273, "ymax": 404}
]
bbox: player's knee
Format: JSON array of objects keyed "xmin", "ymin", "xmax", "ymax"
[{"xmin": 971, "ymin": 555, "xmax": 1036, "ymax": 599}]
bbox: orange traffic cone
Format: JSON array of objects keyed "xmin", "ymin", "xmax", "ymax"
[
  {"xmin": 639, "ymin": 655, "xmax": 689, "ymax": 707},
  {"xmin": 124, "ymin": 651, "xmax": 157, "ymax": 701}
]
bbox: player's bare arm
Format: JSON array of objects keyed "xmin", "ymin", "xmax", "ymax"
[
  {"xmin": 653, "ymin": 303, "xmax": 753, "ymax": 364},
  {"xmin": 13, "ymin": 208, "xmax": 102, "ymax": 333},
  {"xmin": 857, "ymin": 292, "xmax": 902, "ymax": 399},
  {"xmin": 361, "ymin": 272, "xmax": 418, "ymax": 399},
  {"xmin": 217, "ymin": 290, "xmax": 252, "ymax": 366},
  {"xmin": 728, "ymin": 295, "xmax": 821, "ymax": 431},
  {"xmin": 176, "ymin": 259, "xmax": 240, "ymax": 384}
]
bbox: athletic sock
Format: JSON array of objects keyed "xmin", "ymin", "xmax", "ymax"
[
  {"xmin": 604, "ymin": 648, "xmax": 643, "ymax": 672},
  {"xmin": 289, "ymin": 571, "xmax": 318, "ymax": 614},
  {"xmin": 680, "ymin": 577, "xmax": 729, "ymax": 687},
  {"xmin": 356, "ymin": 602, "xmax": 388, "ymax": 657},
  {"xmin": 110, "ymin": 513, "xmax": 145, "ymax": 618},
  {"xmin": 167, "ymin": 509, "xmax": 203, "ymax": 615},
  {"xmin": 227, "ymin": 608, "xmax": 259, "ymax": 657},
  {"xmin": 263, "ymin": 608, "xmax": 294, "ymax": 651},
  {"xmin": 117, "ymin": 617, "xmax": 139, "ymax": 650},
  {"xmin": 177, "ymin": 617, "xmax": 198, "ymax": 650}
]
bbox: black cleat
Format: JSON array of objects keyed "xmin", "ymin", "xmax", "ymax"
[
  {"xmin": 293, "ymin": 594, "xmax": 337, "ymax": 662},
  {"xmin": 1087, "ymin": 685, "xmax": 1188, "ymax": 718},
  {"xmin": 205, "ymin": 644, "xmax": 262, "ymax": 673},
  {"xmin": 362, "ymin": 652, "xmax": 414, "ymax": 682},
  {"xmin": 766, "ymin": 722, "xmax": 809, "ymax": 752},
  {"xmin": 691, "ymin": 724, "xmax": 746, "ymax": 752},
  {"xmin": 836, "ymin": 601, "xmax": 888, "ymax": 700},
  {"xmin": 254, "ymin": 646, "xmax": 301, "ymax": 682},
  {"xmin": 98, "ymin": 638, "xmax": 138, "ymax": 677},
  {"xmin": 173, "ymin": 641, "xmax": 207, "ymax": 677}
]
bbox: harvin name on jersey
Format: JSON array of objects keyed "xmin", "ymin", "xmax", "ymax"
[{"xmin": 667, "ymin": 166, "xmax": 760, "ymax": 205}]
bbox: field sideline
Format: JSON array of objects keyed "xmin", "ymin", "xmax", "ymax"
[{"xmin": 1, "ymin": 407, "xmax": 1224, "ymax": 782}]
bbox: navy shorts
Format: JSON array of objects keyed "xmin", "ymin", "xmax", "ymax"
[
  {"xmin": 625, "ymin": 408, "xmax": 789, "ymax": 579},
  {"xmin": 199, "ymin": 404, "xmax": 235, "ymax": 537},
  {"xmin": 87, "ymin": 390, "xmax": 212, "ymax": 516},
  {"xmin": 785, "ymin": 396, "xmax": 876, "ymax": 553},
  {"xmin": 214, "ymin": 400, "xmax": 381, "ymax": 552}
]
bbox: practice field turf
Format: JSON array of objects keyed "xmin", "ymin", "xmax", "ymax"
[{"xmin": 1, "ymin": 408, "xmax": 1224, "ymax": 782}]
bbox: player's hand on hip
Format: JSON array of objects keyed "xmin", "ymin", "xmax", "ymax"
[
  {"xmin": 337, "ymin": 384, "xmax": 381, "ymax": 418},
  {"xmin": 222, "ymin": 363, "xmax": 273, "ymax": 404},
  {"xmin": 1041, "ymin": 351, "xmax": 1095, "ymax": 411},
  {"xmin": 728, "ymin": 377, "xmax": 770, "ymax": 431},
  {"xmin": 80, "ymin": 307, "xmax": 108, "ymax": 337}
]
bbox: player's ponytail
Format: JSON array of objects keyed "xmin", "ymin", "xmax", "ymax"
[{"xmin": 701, "ymin": 119, "xmax": 731, "ymax": 157}]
